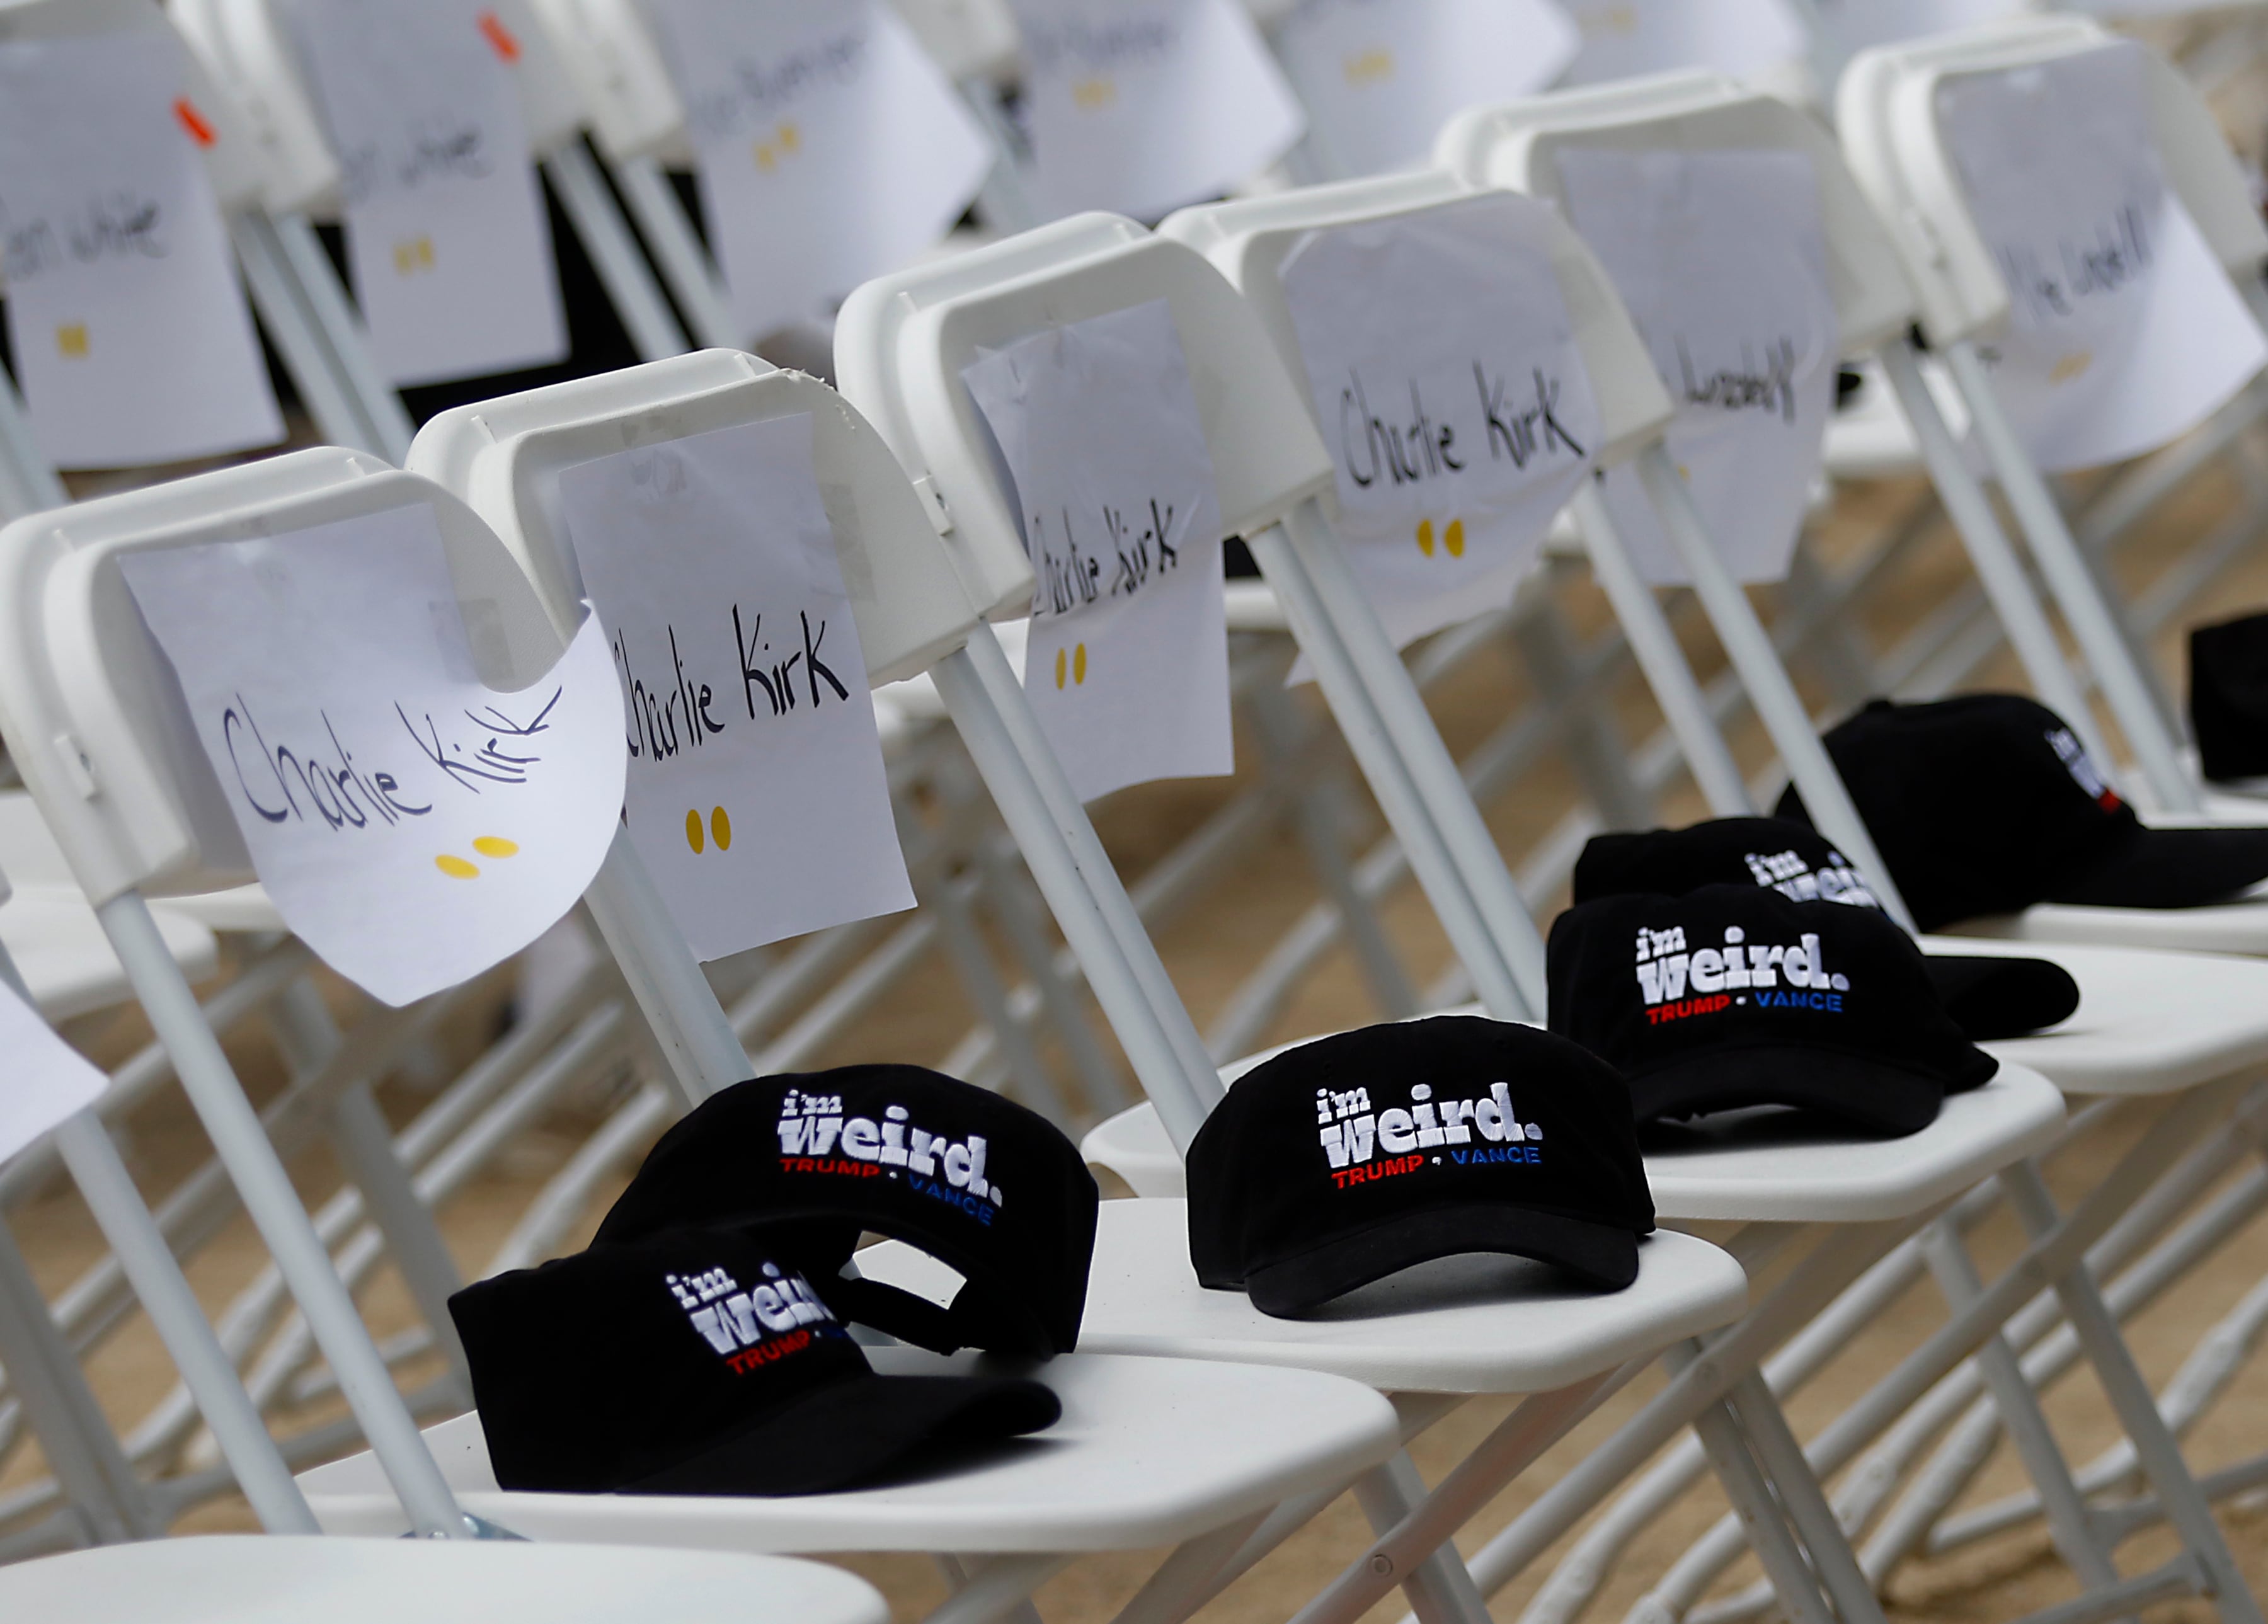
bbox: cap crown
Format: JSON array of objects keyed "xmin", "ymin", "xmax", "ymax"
[{"xmin": 1576, "ymin": 818, "xmax": 1886, "ymax": 916}]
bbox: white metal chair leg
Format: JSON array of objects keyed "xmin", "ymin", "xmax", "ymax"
[
  {"xmin": 265, "ymin": 215, "xmax": 417, "ymax": 464},
  {"xmin": 541, "ymin": 142, "xmax": 690, "ymax": 364},
  {"xmin": 0, "ymin": 367, "xmax": 65, "ymax": 520},
  {"xmin": 957, "ymin": 77, "xmax": 1037, "ymax": 236},
  {"xmin": 1353, "ymin": 1452, "xmax": 1498, "ymax": 1624},
  {"xmin": 611, "ymin": 156, "xmax": 740, "ymax": 350},
  {"xmin": 229, "ymin": 210, "xmax": 389, "ymax": 459},
  {"xmin": 91, "ymin": 893, "xmax": 471, "ymax": 1539}
]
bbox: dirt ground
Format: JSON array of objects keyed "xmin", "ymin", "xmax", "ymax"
[{"xmin": 9, "ymin": 457, "xmax": 2268, "ymax": 1623}]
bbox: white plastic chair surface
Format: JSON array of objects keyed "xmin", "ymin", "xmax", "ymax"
[
  {"xmin": 0, "ymin": 1536, "xmax": 890, "ymax": 1624},
  {"xmin": 295, "ymin": 1346, "xmax": 1404, "ymax": 1549}
]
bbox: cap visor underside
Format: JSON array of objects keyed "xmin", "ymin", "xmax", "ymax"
[{"xmin": 1245, "ymin": 1204, "xmax": 1642, "ymax": 1318}]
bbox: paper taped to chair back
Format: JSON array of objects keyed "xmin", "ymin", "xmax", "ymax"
[
  {"xmin": 0, "ymin": 978, "xmax": 105, "ymax": 1169},
  {"xmin": 118, "ymin": 505, "xmax": 625, "ymax": 1007},
  {"xmin": 1937, "ymin": 40, "xmax": 2268, "ymax": 472},
  {"xmin": 1007, "ymin": 0, "xmax": 1305, "ymax": 223},
  {"xmin": 1267, "ymin": 0, "xmax": 1578, "ymax": 179},
  {"xmin": 558, "ymin": 412, "xmax": 915, "ymax": 962},
  {"xmin": 962, "ymin": 298, "xmax": 1234, "ymax": 803},
  {"xmin": 1560, "ymin": 146, "xmax": 1838, "ymax": 586},
  {"xmin": 646, "ymin": 0, "xmax": 995, "ymax": 344},
  {"xmin": 1278, "ymin": 192, "xmax": 1600, "ymax": 654},
  {"xmin": 0, "ymin": 30, "xmax": 283, "ymax": 469},
  {"xmin": 294, "ymin": 0, "xmax": 569, "ymax": 387},
  {"xmin": 1558, "ymin": 0, "xmax": 1807, "ymax": 86}
]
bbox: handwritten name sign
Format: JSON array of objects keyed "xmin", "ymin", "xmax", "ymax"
[
  {"xmin": 1009, "ymin": 0, "xmax": 1305, "ymax": 222},
  {"xmin": 1271, "ymin": 0, "xmax": 1578, "ymax": 178},
  {"xmin": 558, "ymin": 413, "xmax": 914, "ymax": 961},
  {"xmin": 1938, "ymin": 42, "xmax": 2268, "ymax": 472},
  {"xmin": 1559, "ymin": 147, "xmax": 1838, "ymax": 586},
  {"xmin": 648, "ymin": 0, "xmax": 995, "ymax": 344},
  {"xmin": 0, "ymin": 978, "xmax": 106, "ymax": 1169},
  {"xmin": 294, "ymin": 0, "xmax": 567, "ymax": 386},
  {"xmin": 0, "ymin": 31, "xmax": 282, "ymax": 469},
  {"xmin": 120, "ymin": 506, "xmax": 626, "ymax": 1009},
  {"xmin": 1559, "ymin": 0, "xmax": 1806, "ymax": 85},
  {"xmin": 1280, "ymin": 194, "xmax": 1601, "ymax": 653},
  {"xmin": 963, "ymin": 299, "xmax": 1234, "ymax": 802}
]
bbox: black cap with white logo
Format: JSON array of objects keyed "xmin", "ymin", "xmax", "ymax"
[
  {"xmin": 595, "ymin": 1066, "xmax": 1097, "ymax": 1359},
  {"xmin": 1186, "ymin": 1016, "xmax": 1654, "ymax": 1318},
  {"xmin": 1574, "ymin": 817, "xmax": 2080, "ymax": 1041},
  {"xmin": 1549, "ymin": 884, "xmax": 1997, "ymax": 1136},
  {"xmin": 448, "ymin": 1227, "xmax": 1059, "ymax": 1497},
  {"xmin": 1775, "ymin": 695, "xmax": 2268, "ymax": 931}
]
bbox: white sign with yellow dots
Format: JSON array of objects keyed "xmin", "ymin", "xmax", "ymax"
[
  {"xmin": 0, "ymin": 31, "xmax": 283, "ymax": 469},
  {"xmin": 963, "ymin": 299, "xmax": 1235, "ymax": 803},
  {"xmin": 558, "ymin": 413, "xmax": 915, "ymax": 961},
  {"xmin": 0, "ymin": 978, "xmax": 107, "ymax": 1169},
  {"xmin": 648, "ymin": 0, "xmax": 995, "ymax": 344},
  {"xmin": 1937, "ymin": 42, "xmax": 2267, "ymax": 474},
  {"xmin": 1557, "ymin": 0, "xmax": 1805, "ymax": 87},
  {"xmin": 1560, "ymin": 147, "xmax": 1838, "ymax": 586},
  {"xmin": 118, "ymin": 507, "xmax": 626, "ymax": 1009},
  {"xmin": 295, "ymin": 0, "xmax": 568, "ymax": 387},
  {"xmin": 1269, "ymin": 0, "xmax": 1578, "ymax": 178},
  {"xmin": 1280, "ymin": 194, "xmax": 1600, "ymax": 658},
  {"xmin": 1010, "ymin": 0, "xmax": 1305, "ymax": 222}
]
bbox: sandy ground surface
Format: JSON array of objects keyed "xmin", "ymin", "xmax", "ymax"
[{"xmin": 8, "ymin": 457, "xmax": 2268, "ymax": 1623}]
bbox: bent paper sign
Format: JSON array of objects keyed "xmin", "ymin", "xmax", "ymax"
[
  {"xmin": 963, "ymin": 299, "xmax": 1235, "ymax": 803},
  {"xmin": 0, "ymin": 31, "xmax": 282, "ymax": 469},
  {"xmin": 1280, "ymin": 193, "xmax": 1600, "ymax": 655},
  {"xmin": 295, "ymin": 0, "xmax": 568, "ymax": 386},
  {"xmin": 559, "ymin": 413, "xmax": 915, "ymax": 962},
  {"xmin": 1271, "ymin": 0, "xmax": 1579, "ymax": 179},
  {"xmin": 1938, "ymin": 43, "xmax": 2268, "ymax": 473},
  {"xmin": 1559, "ymin": 0, "xmax": 1807, "ymax": 85},
  {"xmin": 649, "ymin": 0, "xmax": 995, "ymax": 344},
  {"xmin": 121, "ymin": 506, "xmax": 626, "ymax": 1008},
  {"xmin": 1009, "ymin": 0, "xmax": 1306, "ymax": 222},
  {"xmin": 1560, "ymin": 147, "xmax": 1838, "ymax": 586},
  {"xmin": 0, "ymin": 980, "xmax": 106, "ymax": 1169}
]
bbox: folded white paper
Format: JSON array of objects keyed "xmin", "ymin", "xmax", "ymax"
[{"xmin": 0, "ymin": 977, "xmax": 105, "ymax": 1170}]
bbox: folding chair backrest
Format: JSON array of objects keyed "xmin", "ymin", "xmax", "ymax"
[
  {"xmin": 408, "ymin": 347, "xmax": 983, "ymax": 685},
  {"xmin": 1159, "ymin": 168, "xmax": 1673, "ymax": 469},
  {"xmin": 1438, "ymin": 69, "xmax": 1922, "ymax": 360},
  {"xmin": 525, "ymin": 0, "xmax": 689, "ymax": 164},
  {"xmin": 833, "ymin": 211, "xmax": 1337, "ymax": 622},
  {"xmin": 1836, "ymin": 17, "xmax": 2268, "ymax": 348},
  {"xmin": 0, "ymin": 0, "xmax": 275, "ymax": 217},
  {"xmin": 173, "ymin": 0, "xmax": 585, "ymax": 217},
  {"xmin": 0, "ymin": 449, "xmax": 564, "ymax": 907}
]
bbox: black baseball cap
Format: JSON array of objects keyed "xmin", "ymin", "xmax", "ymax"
[
  {"xmin": 595, "ymin": 1066, "xmax": 1097, "ymax": 1359},
  {"xmin": 1573, "ymin": 817, "xmax": 2080, "ymax": 1041},
  {"xmin": 1186, "ymin": 1016, "xmax": 1654, "ymax": 1317},
  {"xmin": 448, "ymin": 1227, "xmax": 1060, "ymax": 1496},
  {"xmin": 1549, "ymin": 884, "xmax": 1998, "ymax": 1136},
  {"xmin": 1775, "ymin": 695, "xmax": 2268, "ymax": 931},
  {"xmin": 2190, "ymin": 611, "xmax": 2268, "ymax": 783}
]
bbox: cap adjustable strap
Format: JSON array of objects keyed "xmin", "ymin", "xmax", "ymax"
[{"xmin": 827, "ymin": 1274, "xmax": 1055, "ymax": 1358}]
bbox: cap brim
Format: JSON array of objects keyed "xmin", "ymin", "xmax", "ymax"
[
  {"xmin": 617, "ymin": 1373, "xmax": 1060, "ymax": 1497},
  {"xmin": 2048, "ymin": 823, "xmax": 2268, "ymax": 912},
  {"xmin": 1629, "ymin": 1045, "xmax": 1946, "ymax": 1137},
  {"xmin": 1922, "ymin": 954, "xmax": 2080, "ymax": 1041},
  {"xmin": 1244, "ymin": 1204, "xmax": 1641, "ymax": 1319}
]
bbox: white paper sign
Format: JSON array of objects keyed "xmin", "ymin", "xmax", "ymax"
[
  {"xmin": 559, "ymin": 415, "xmax": 915, "ymax": 961},
  {"xmin": 649, "ymin": 0, "xmax": 997, "ymax": 343},
  {"xmin": 294, "ymin": 0, "xmax": 568, "ymax": 387},
  {"xmin": 0, "ymin": 32, "xmax": 283, "ymax": 470},
  {"xmin": 1939, "ymin": 44, "xmax": 2268, "ymax": 474},
  {"xmin": 1281, "ymin": 195, "xmax": 1600, "ymax": 655},
  {"xmin": 0, "ymin": 979, "xmax": 105, "ymax": 1168},
  {"xmin": 963, "ymin": 300, "xmax": 1235, "ymax": 802},
  {"xmin": 120, "ymin": 509, "xmax": 627, "ymax": 1008},
  {"xmin": 1010, "ymin": 0, "xmax": 1307, "ymax": 222},
  {"xmin": 1560, "ymin": 147, "xmax": 1838, "ymax": 585},
  {"xmin": 1811, "ymin": 0, "xmax": 2024, "ymax": 52},
  {"xmin": 1559, "ymin": 0, "xmax": 1807, "ymax": 86},
  {"xmin": 1269, "ymin": 0, "xmax": 1579, "ymax": 178}
]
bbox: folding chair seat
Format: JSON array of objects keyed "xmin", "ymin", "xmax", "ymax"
[{"xmin": 0, "ymin": 1536, "xmax": 890, "ymax": 1624}]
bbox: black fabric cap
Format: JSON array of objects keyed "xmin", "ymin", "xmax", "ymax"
[
  {"xmin": 1776, "ymin": 695, "xmax": 2268, "ymax": 930},
  {"xmin": 595, "ymin": 1066, "xmax": 1098, "ymax": 1359},
  {"xmin": 449, "ymin": 1227, "xmax": 1058, "ymax": 1497},
  {"xmin": 2190, "ymin": 611, "xmax": 2268, "ymax": 782},
  {"xmin": 1574, "ymin": 816, "xmax": 2080, "ymax": 1040},
  {"xmin": 1549, "ymin": 885, "xmax": 1997, "ymax": 1137},
  {"xmin": 1186, "ymin": 1017, "xmax": 1654, "ymax": 1318}
]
